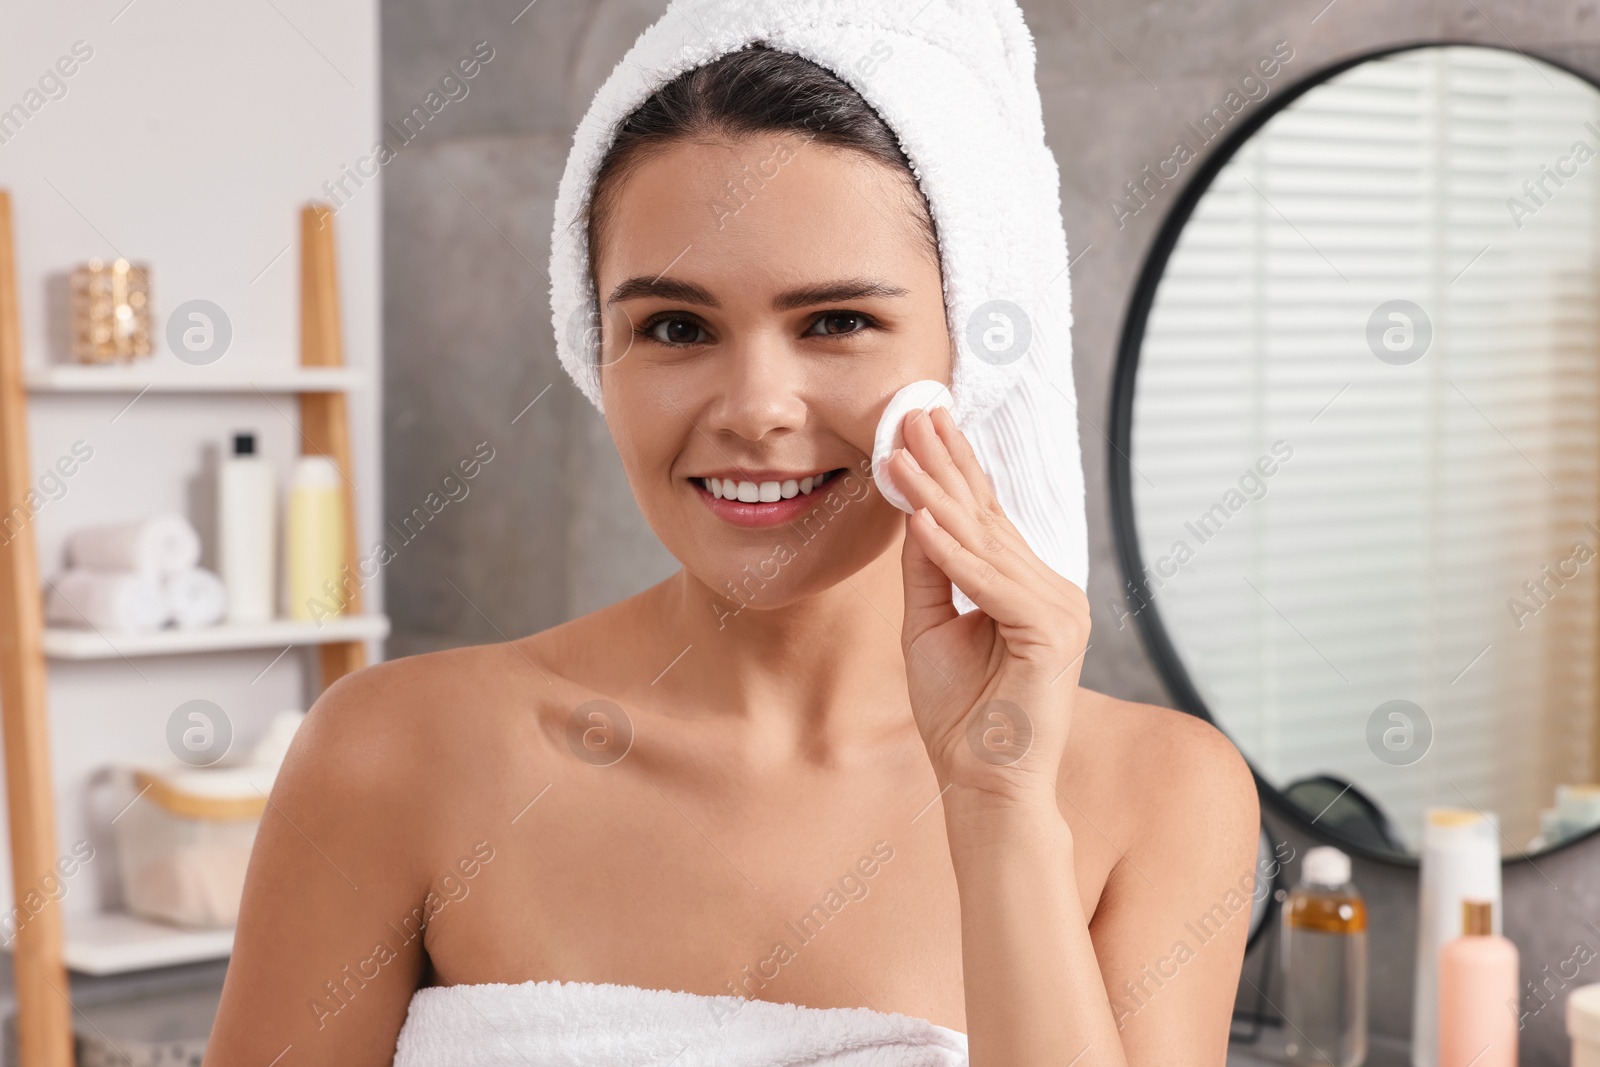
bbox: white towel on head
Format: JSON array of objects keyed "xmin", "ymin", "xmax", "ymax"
[
  {"xmin": 549, "ymin": 0, "xmax": 1090, "ymax": 596},
  {"xmin": 163, "ymin": 567, "xmax": 226, "ymax": 629},
  {"xmin": 45, "ymin": 569, "xmax": 169, "ymax": 632},
  {"xmin": 66, "ymin": 515, "xmax": 202, "ymax": 575},
  {"xmin": 392, "ymin": 979, "xmax": 969, "ymax": 1066}
]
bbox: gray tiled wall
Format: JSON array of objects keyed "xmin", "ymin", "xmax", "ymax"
[{"xmin": 381, "ymin": 0, "xmax": 1600, "ymax": 1060}]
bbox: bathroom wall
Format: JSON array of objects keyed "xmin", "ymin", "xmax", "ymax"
[
  {"xmin": 0, "ymin": 0, "xmax": 381, "ymax": 923},
  {"xmin": 382, "ymin": 0, "xmax": 1600, "ymax": 1060}
]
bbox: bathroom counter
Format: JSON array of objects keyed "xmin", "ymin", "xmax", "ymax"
[{"xmin": 1228, "ymin": 1026, "xmax": 1411, "ymax": 1066}]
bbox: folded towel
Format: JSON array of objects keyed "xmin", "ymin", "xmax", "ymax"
[
  {"xmin": 45, "ymin": 569, "xmax": 169, "ymax": 632},
  {"xmin": 67, "ymin": 514, "xmax": 201, "ymax": 575},
  {"xmin": 392, "ymin": 979, "xmax": 969, "ymax": 1066},
  {"xmin": 163, "ymin": 567, "xmax": 226, "ymax": 629}
]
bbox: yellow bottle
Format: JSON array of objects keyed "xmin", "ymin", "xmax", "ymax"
[{"xmin": 287, "ymin": 456, "xmax": 346, "ymax": 622}]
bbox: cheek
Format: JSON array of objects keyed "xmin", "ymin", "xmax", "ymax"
[
  {"xmin": 807, "ymin": 343, "xmax": 950, "ymax": 458},
  {"xmin": 601, "ymin": 385, "xmax": 673, "ymax": 482}
]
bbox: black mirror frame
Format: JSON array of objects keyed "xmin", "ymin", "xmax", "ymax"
[{"xmin": 1106, "ymin": 39, "xmax": 1600, "ymax": 869}]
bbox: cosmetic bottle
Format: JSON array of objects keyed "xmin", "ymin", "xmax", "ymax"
[
  {"xmin": 218, "ymin": 432, "xmax": 275, "ymax": 623},
  {"xmin": 1570, "ymin": 983, "xmax": 1600, "ymax": 1067},
  {"xmin": 286, "ymin": 455, "xmax": 346, "ymax": 621},
  {"xmin": 1414, "ymin": 809, "xmax": 1502, "ymax": 1067},
  {"xmin": 1438, "ymin": 899, "xmax": 1518, "ymax": 1067},
  {"xmin": 1282, "ymin": 845, "xmax": 1368, "ymax": 1067}
]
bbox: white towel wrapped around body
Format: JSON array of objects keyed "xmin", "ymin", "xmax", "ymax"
[
  {"xmin": 392, "ymin": 979, "xmax": 969, "ymax": 1066},
  {"xmin": 162, "ymin": 567, "xmax": 226, "ymax": 629},
  {"xmin": 66, "ymin": 514, "xmax": 201, "ymax": 575},
  {"xmin": 45, "ymin": 569, "xmax": 169, "ymax": 632}
]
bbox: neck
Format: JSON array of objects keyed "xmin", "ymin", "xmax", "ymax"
[{"xmin": 641, "ymin": 529, "xmax": 916, "ymax": 757}]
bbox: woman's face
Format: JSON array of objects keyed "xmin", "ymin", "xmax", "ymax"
[{"xmin": 591, "ymin": 132, "xmax": 952, "ymax": 613}]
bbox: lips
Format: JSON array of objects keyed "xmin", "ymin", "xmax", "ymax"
[{"xmin": 690, "ymin": 468, "xmax": 846, "ymax": 528}]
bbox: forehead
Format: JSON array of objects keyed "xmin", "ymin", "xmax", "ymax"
[{"xmin": 592, "ymin": 134, "xmax": 934, "ymax": 293}]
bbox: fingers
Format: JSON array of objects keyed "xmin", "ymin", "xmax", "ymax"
[
  {"xmin": 906, "ymin": 507, "xmax": 1035, "ymax": 629},
  {"xmin": 929, "ymin": 405, "xmax": 996, "ymax": 507},
  {"xmin": 891, "ymin": 430, "xmax": 1041, "ymax": 589},
  {"xmin": 897, "ymin": 407, "xmax": 1058, "ymax": 589},
  {"xmin": 900, "ymin": 509, "xmax": 958, "ymax": 645},
  {"xmin": 900, "ymin": 407, "xmax": 982, "ymax": 514}
]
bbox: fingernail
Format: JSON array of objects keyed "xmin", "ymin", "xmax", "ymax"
[{"xmin": 900, "ymin": 447, "xmax": 924, "ymax": 473}]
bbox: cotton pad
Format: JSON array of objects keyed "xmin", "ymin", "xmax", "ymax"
[{"xmin": 871, "ymin": 379, "xmax": 955, "ymax": 513}]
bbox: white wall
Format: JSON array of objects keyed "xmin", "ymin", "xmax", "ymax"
[{"xmin": 0, "ymin": 0, "xmax": 380, "ymax": 920}]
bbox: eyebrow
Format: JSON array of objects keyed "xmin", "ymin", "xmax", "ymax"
[{"xmin": 604, "ymin": 275, "xmax": 910, "ymax": 311}]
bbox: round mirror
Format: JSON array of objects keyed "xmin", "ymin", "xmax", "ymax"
[{"xmin": 1112, "ymin": 43, "xmax": 1600, "ymax": 862}]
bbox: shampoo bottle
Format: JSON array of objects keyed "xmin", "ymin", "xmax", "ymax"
[
  {"xmin": 1282, "ymin": 846, "xmax": 1368, "ymax": 1067},
  {"xmin": 1438, "ymin": 900, "xmax": 1518, "ymax": 1067},
  {"xmin": 287, "ymin": 455, "xmax": 346, "ymax": 621},
  {"xmin": 218, "ymin": 431, "xmax": 275, "ymax": 623},
  {"xmin": 1414, "ymin": 810, "xmax": 1503, "ymax": 1067}
]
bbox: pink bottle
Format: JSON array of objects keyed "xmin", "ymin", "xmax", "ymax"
[{"xmin": 1438, "ymin": 899, "xmax": 1518, "ymax": 1067}]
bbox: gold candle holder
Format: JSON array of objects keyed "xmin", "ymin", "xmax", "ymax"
[{"xmin": 70, "ymin": 258, "xmax": 152, "ymax": 364}]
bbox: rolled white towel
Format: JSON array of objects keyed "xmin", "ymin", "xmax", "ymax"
[
  {"xmin": 45, "ymin": 569, "xmax": 170, "ymax": 632},
  {"xmin": 163, "ymin": 567, "xmax": 226, "ymax": 629},
  {"xmin": 67, "ymin": 515, "xmax": 201, "ymax": 575}
]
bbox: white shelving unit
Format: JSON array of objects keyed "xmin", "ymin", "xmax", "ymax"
[
  {"xmin": 0, "ymin": 197, "xmax": 383, "ymax": 1063},
  {"xmin": 42, "ymin": 615, "xmax": 391, "ymax": 660},
  {"xmin": 24, "ymin": 364, "xmax": 362, "ymax": 394},
  {"xmin": 63, "ymin": 913, "xmax": 237, "ymax": 977}
]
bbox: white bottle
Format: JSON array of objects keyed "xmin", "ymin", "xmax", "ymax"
[
  {"xmin": 218, "ymin": 432, "xmax": 275, "ymax": 623},
  {"xmin": 1413, "ymin": 809, "xmax": 1502, "ymax": 1067}
]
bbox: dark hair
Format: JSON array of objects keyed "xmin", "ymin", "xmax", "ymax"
[{"xmin": 583, "ymin": 43, "xmax": 941, "ymax": 280}]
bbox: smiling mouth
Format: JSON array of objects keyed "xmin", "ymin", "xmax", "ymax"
[{"xmin": 693, "ymin": 468, "xmax": 845, "ymax": 503}]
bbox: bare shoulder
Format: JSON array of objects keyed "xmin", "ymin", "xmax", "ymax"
[
  {"xmin": 1066, "ymin": 688, "xmax": 1259, "ymax": 858},
  {"xmin": 1063, "ymin": 703, "xmax": 1260, "ymax": 1058},
  {"xmin": 217, "ymin": 636, "xmax": 603, "ymax": 1062},
  {"xmin": 290, "ymin": 590, "xmax": 652, "ymax": 769},
  {"xmin": 293, "ymin": 640, "xmax": 550, "ymax": 773},
  {"xmin": 283, "ymin": 633, "xmax": 599, "ymax": 828}
]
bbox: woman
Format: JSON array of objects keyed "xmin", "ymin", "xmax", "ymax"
[{"xmin": 206, "ymin": 4, "xmax": 1258, "ymax": 1065}]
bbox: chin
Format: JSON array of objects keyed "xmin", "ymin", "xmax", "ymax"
[{"xmin": 678, "ymin": 515, "xmax": 905, "ymax": 625}]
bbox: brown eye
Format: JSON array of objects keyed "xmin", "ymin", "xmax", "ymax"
[
  {"xmin": 642, "ymin": 317, "xmax": 706, "ymax": 345},
  {"xmin": 808, "ymin": 312, "xmax": 872, "ymax": 336}
]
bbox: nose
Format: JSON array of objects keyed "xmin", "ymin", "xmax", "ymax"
[{"xmin": 702, "ymin": 331, "xmax": 808, "ymax": 443}]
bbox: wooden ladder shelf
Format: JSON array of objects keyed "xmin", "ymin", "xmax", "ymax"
[{"xmin": 0, "ymin": 195, "xmax": 372, "ymax": 1066}]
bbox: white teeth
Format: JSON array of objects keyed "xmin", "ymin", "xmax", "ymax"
[{"xmin": 701, "ymin": 471, "xmax": 836, "ymax": 502}]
